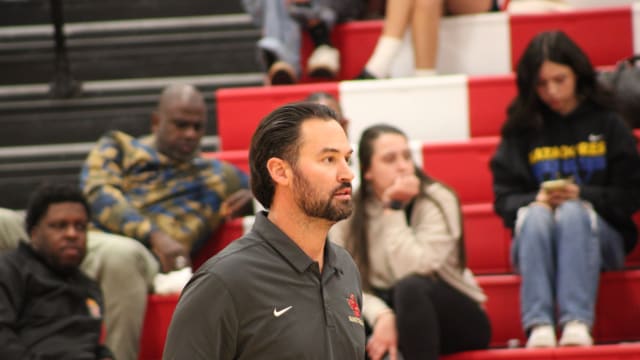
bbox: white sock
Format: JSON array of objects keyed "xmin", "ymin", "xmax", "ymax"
[
  {"xmin": 414, "ymin": 68, "xmax": 436, "ymax": 77},
  {"xmin": 364, "ymin": 36, "xmax": 403, "ymax": 78}
]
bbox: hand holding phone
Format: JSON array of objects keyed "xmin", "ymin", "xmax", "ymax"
[{"xmin": 541, "ymin": 179, "xmax": 569, "ymax": 192}]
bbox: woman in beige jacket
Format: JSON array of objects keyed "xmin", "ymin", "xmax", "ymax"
[{"xmin": 331, "ymin": 124, "xmax": 491, "ymax": 360}]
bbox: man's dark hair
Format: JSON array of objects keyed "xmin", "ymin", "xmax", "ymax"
[
  {"xmin": 305, "ymin": 91, "xmax": 336, "ymax": 103},
  {"xmin": 249, "ymin": 102, "xmax": 338, "ymax": 209},
  {"xmin": 25, "ymin": 182, "xmax": 91, "ymax": 234}
]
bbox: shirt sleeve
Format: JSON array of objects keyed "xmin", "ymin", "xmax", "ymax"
[
  {"xmin": 0, "ymin": 258, "xmax": 32, "ymax": 359},
  {"xmin": 163, "ymin": 271, "xmax": 238, "ymax": 360},
  {"xmin": 373, "ymin": 184, "xmax": 462, "ymax": 280},
  {"xmin": 361, "ymin": 292, "xmax": 392, "ymax": 326},
  {"xmin": 80, "ymin": 132, "xmax": 156, "ymax": 244},
  {"xmin": 490, "ymin": 137, "xmax": 538, "ymax": 228},
  {"xmin": 580, "ymin": 118, "xmax": 640, "ymax": 216}
]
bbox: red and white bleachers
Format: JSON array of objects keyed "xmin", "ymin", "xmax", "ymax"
[
  {"xmin": 217, "ymin": 74, "xmax": 515, "ymax": 150},
  {"xmin": 301, "ymin": 4, "xmax": 637, "ymax": 80},
  {"xmin": 480, "ymin": 270, "xmax": 640, "ymax": 348},
  {"xmin": 138, "ymin": 5, "xmax": 640, "ymax": 359},
  {"xmin": 139, "ymin": 126, "xmax": 640, "ymax": 355},
  {"xmin": 218, "ymin": 4, "xmax": 639, "ymax": 150}
]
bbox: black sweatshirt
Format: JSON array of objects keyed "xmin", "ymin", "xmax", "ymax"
[
  {"xmin": 0, "ymin": 242, "xmax": 113, "ymax": 360},
  {"xmin": 490, "ymin": 101, "xmax": 640, "ymax": 253}
]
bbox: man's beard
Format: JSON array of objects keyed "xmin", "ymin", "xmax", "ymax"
[
  {"xmin": 40, "ymin": 249, "xmax": 85, "ymax": 276},
  {"xmin": 292, "ymin": 168, "xmax": 353, "ymax": 222}
]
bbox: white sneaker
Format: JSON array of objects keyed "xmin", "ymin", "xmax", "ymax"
[
  {"xmin": 559, "ymin": 321, "xmax": 593, "ymax": 347},
  {"xmin": 526, "ymin": 324, "xmax": 557, "ymax": 348},
  {"xmin": 307, "ymin": 45, "xmax": 339, "ymax": 79}
]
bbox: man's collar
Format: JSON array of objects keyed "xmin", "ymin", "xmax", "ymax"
[
  {"xmin": 253, "ymin": 211, "xmax": 340, "ymax": 275},
  {"xmin": 20, "ymin": 242, "xmax": 82, "ymax": 277}
]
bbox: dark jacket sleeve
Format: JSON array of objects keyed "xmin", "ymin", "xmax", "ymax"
[
  {"xmin": 0, "ymin": 255, "xmax": 34, "ymax": 359},
  {"xmin": 95, "ymin": 285, "xmax": 115, "ymax": 360},
  {"xmin": 162, "ymin": 271, "xmax": 238, "ymax": 360},
  {"xmin": 490, "ymin": 136, "xmax": 538, "ymax": 228},
  {"xmin": 580, "ymin": 116, "xmax": 640, "ymax": 217},
  {"xmin": 96, "ymin": 344, "xmax": 115, "ymax": 359}
]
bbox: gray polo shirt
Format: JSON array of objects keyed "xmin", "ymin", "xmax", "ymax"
[{"xmin": 163, "ymin": 211, "xmax": 366, "ymax": 360}]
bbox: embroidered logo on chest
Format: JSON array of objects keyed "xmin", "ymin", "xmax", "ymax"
[
  {"xmin": 347, "ymin": 293, "xmax": 364, "ymax": 326},
  {"xmin": 86, "ymin": 298, "xmax": 101, "ymax": 319}
]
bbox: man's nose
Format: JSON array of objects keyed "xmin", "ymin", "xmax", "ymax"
[
  {"xmin": 338, "ymin": 159, "xmax": 354, "ymax": 183},
  {"xmin": 183, "ymin": 126, "xmax": 199, "ymax": 138},
  {"xmin": 64, "ymin": 224, "xmax": 80, "ymax": 238}
]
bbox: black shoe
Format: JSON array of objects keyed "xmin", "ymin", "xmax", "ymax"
[
  {"xmin": 355, "ymin": 69, "xmax": 377, "ymax": 80},
  {"xmin": 268, "ymin": 61, "xmax": 297, "ymax": 85},
  {"xmin": 261, "ymin": 49, "xmax": 277, "ymax": 69}
]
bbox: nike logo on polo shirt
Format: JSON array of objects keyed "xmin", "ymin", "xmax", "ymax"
[{"xmin": 273, "ymin": 306, "xmax": 293, "ymax": 317}]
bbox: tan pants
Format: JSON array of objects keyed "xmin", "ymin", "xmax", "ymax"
[{"xmin": 0, "ymin": 208, "xmax": 159, "ymax": 360}]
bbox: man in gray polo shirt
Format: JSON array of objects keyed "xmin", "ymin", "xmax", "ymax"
[{"xmin": 163, "ymin": 102, "xmax": 365, "ymax": 359}]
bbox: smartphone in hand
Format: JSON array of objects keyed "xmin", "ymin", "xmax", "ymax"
[{"xmin": 541, "ymin": 178, "xmax": 569, "ymax": 192}]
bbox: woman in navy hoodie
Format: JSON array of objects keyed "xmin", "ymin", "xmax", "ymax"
[{"xmin": 490, "ymin": 30, "xmax": 640, "ymax": 349}]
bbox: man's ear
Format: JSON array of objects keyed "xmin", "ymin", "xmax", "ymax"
[
  {"xmin": 151, "ymin": 111, "xmax": 160, "ymax": 132},
  {"xmin": 29, "ymin": 227, "xmax": 40, "ymax": 250},
  {"xmin": 266, "ymin": 157, "xmax": 291, "ymax": 186}
]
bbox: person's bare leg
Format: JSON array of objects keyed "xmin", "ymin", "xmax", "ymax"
[
  {"xmin": 381, "ymin": 0, "xmax": 414, "ymax": 38},
  {"xmin": 446, "ymin": 0, "xmax": 494, "ymax": 15},
  {"xmin": 410, "ymin": 0, "xmax": 494, "ymax": 75},
  {"xmin": 411, "ymin": 0, "xmax": 443, "ymax": 73},
  {"xmin": 362, "ymin": 0, "xmax": 414, "ymax": 78}
]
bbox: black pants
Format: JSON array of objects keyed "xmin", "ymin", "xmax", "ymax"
[{"xmin": 371, "ymin": 274, "xmax": 491, "ymax": 360}]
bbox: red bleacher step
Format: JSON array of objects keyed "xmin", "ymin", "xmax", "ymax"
[
  {"xmin": 216, "ymin": 83, "xmax": 338, "ymax": 150},
  {"xmin": 467, "ymin": 75, "xmax": 515, "ymax": 138},
  {"xmin": 138, "ymin": 219, "xmax": 244, "ymax": 360},
  {"xmin": 422, "ymin": 136, "xmax": 499, "ymax": 205},
  {"xmin": 481, "ymin": 270, "xmax": 640, "ymax": 348},
  {"xmin": 509, "ymin": 6, "xmax": 633, "ymax": 72},
  {"xmin": 138, "ymin": 270, "xmax": 640, "ymax": 359},
  {"xmin": 463, "ymin": 203, "xmax": 511, "ymax": 275},
  {"xmin": 138, "ymin": 293, "xmax": 180, "ymax": 360},
  {"xmin": 442, "ymin": 343, "xmax": 640, "ymax": 360},
  {"xmin": 298, "ymin": 5, "xmax": 633, "ymax": 82}
]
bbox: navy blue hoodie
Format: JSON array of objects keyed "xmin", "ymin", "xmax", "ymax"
[{"xmin": 491, "ymin": 101, "xmax": 640, "ymax": 253}]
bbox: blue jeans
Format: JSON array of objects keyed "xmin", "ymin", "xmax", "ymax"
[
  {"xmin": 243, "ymin": 0, "xmax": 303, "ymax": 74},
  {"xmin": 241, "ymin": 0, "xmax": 361, "ymax": 74},
  {"xmin": 512, "ymin": 200, "xmax": 625, "ymax": 330}
]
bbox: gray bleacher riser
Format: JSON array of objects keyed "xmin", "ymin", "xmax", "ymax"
[
  {"xmin": 0, "ymin": 0, "xmax": 244, "ymax": 26},
  {"xmin": 0, "ymin": 75, "xmax": 262, "ymax": 209},
  {"xmin": 0, "ymin": 1, "xmax": 262, "ymax": 209},
  {"xmin": 0, "ymin": 92, "xmax": 209, "ymax": 146},
  {"xmin": 0, "ymin": 74, "xmax": 262, "ymax": 146},
  {"xmin": 0, "ymin": 18, "xmax": 260, "ymax": 85},
  {"xmin": 0, "ymin": 175, "xmax": 81, "ymax": 209}
]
